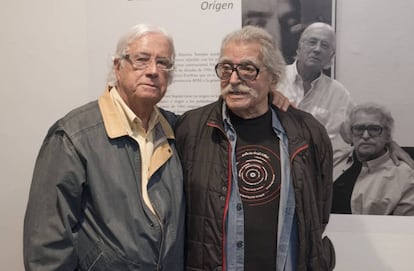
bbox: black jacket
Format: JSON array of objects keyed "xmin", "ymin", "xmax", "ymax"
[{"xmin": 175, "ymin": 99, "xmax": 335, "ymax": 271}]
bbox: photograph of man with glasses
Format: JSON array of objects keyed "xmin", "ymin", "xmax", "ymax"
[{"xmin": 331, "ymin": 103, "xmax": 414, "ymax": 216}]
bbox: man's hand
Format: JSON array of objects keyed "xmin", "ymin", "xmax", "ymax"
[
  {"xmin": 271, "ymin": 88, "xmax": 291, "ymax": 112},
  {"xmin": 389, "ymin": 141, "xmax": 414, "ymax": 168}
]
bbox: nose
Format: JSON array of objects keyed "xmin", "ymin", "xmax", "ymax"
[
  {"xmin": 313, "ymin": 42, "xmax": 322, "ymax": 52},
  {"xmin": 145, "ymin": 59, "xmax": 159, "ymax": 75},
  {"xmin": 361, "ymin": 129, "xmax": 371, "ymax": 139},
  {"xmin": 229, "ymin": 69, "xmax": 241, "ymax": 85}
]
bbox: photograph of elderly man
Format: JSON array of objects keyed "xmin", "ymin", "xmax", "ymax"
[{"xmin": 331, "ymin": 103, "xmax": 414, "ymax": 215}]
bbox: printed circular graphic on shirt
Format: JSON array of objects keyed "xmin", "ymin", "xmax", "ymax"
[{"xmin": 236, "ymin": 145, "xmax": 281, "ymax": 206}]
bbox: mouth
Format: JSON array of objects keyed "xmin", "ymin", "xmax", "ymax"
[
  {"xmin": 359, "ymin": 143, "xmax": 375, "ymax": 148},
  {"xmin": 142, "ymin": 83, "xmax": 159, "ymax": 89},
  {"xmin": 225, "ymin": 91, "xmax": 253, "ymax": 100},
  {"xmin": 309, "ymin": 56, "xmax": 320, "ymax": 62},
  {"xmin": 228, "ymin": 90, "xmax": 248, "ymax": 95}
]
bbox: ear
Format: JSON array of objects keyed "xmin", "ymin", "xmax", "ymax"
[
  {"xmin": 113, "ymin": 58, "xmax": 122, "ymax": 79},
  {"xmin": 113, "ymin": 58, "xmax": 121, "ymax": 71}
]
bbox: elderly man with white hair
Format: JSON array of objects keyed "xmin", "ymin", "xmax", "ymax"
[
  {"xmin": 331, "ymin": 103, "xmax": 414, "ymax": 215},
  {"xmin": 278, "ymin": 22, "xmax": 354, "ymax": 162}
]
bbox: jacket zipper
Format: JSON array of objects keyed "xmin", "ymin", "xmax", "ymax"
[
  {"xmin": 290, "ymin": 143, "xmax": 309, "ymax": 162},
  {"xmin": 153, "ymin": 207, "xmax": 164, "ymax": 271},
  {"xmin": 207, "ymin": 121, "xmax": 232, "ymax": 271},
  {"xmin": 134, "ymin": 141, "xmax": 165, "ymax": 271}
]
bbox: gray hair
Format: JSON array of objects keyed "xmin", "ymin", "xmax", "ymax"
[
  {"xmin": 219, "ymin": 25, "xmax": 286, "ymax": 84},
  {"xmin": 346, "ymin": 103, "xmax": 394, "ymax": 142},
  {"xmin": 107, "ymin": 24, "xmax": 175, "ymax": 86},
  {"xmin": 299, "ymin": 22, "xmax": 336, "ymax": 53}
]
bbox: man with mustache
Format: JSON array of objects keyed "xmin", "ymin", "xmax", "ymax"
[{"xmin": 175, "ymin": 25, "xmax": 335, "ymax": 271}]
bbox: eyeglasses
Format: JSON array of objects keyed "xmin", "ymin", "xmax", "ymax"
[
  {"xmin": 121, "ymin": 54, "xmax": 174, "ymax": 71},
  {"xmin": 302, "ymin": 38, "xmax": 331, "ymax": 50},
  {"xmin": 351, "ymin": 124, "xmax": 384, "ymax": 137},
  {"xmin": 215, "ymin": 63, "xmax": 260, "ymax": 81}
]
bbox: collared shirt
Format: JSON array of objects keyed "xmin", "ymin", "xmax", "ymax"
[
  {"xmin": 222, "ymin": 104, "xmax": 297, "ymax": 271},
  {"xmin": 278, "ymin": 62, "xmax": 355, "ymax": 164},
  {"xmin": 110, "ymin": 88, "xmax": 161, "ymax": 213},
  {"xmin": 333, "ymin": 149, "xmax": 414, "ymax": 215}
]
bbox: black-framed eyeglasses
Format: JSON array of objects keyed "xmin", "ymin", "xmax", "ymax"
[
  {"xmin": 121, "ymin": 54, "xmax": 174, "ymax": 71},
  {"xmin": 351, "ymin": 124, "xmax": 384, "ymax": 137},
  {"xmin": 215, "ymin": 63, "xmax": 260, "ymax": 81}
]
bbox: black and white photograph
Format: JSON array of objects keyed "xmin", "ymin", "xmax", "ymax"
[
  {"xmin": 332, "ymin": 103, "xmax": 414, "ymax": 216},
  {"xmin": 244, "ymin": 0, "xmax": 414, "ymax": 219}
]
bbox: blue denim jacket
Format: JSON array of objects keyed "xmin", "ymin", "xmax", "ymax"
[{"xmin": 222, "ymin": 104, "xmax": 298, "ymax": 271}]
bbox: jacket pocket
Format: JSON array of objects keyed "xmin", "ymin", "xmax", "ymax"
[{"xmin": 79, "ymin": 240, "xmax": 141, "ymax": 271}]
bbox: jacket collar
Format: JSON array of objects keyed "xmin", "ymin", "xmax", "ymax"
[
  {"xmin": 361, "ymin": 149, "xmax": 390, "ymax": 171},
  {"xmin": 209, "ymin": 97, "xmax": 308, "ymax": 154},
  {"xmin": 272, "ymin": 105, "xmax": 309, "ymax": 150},
  {"xmin": 98, "ymin": 87, "xmax": 175, "ymax": 140}
]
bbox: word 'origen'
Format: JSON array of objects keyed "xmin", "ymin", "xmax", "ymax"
[{"xmin": 200, "ymin": 1, "xmax": 234, "ymax": 12}]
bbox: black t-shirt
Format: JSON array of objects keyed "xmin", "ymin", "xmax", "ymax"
[{"xmin": 230, "ymin": 109, "xmax": 281, "ymax": 271}]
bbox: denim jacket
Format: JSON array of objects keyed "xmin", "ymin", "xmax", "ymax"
[
  {"xmin": 24, "ymin": 89, "xmax": 185, "ymax": 271},
  {"xmin": 223, "ymin": 105, "xmax": 297, "ymax": 271}
]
